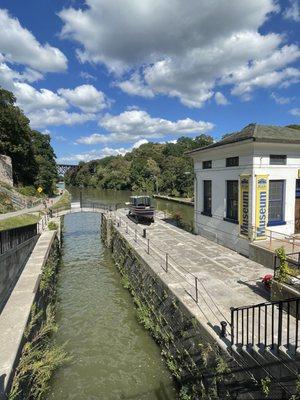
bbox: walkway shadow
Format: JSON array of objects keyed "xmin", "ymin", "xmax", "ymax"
[
  {"xmin": 237, "ymin": 279, "xmax": 270, "ymax": 301},
  {"xmin": 126, "ymin": 214, "xmax": 152, "ymax": 226}
]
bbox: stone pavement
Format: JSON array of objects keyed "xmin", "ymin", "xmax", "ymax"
[
  {"xmin": 114, "ymin": 209, "xmax": 273, "ymax": 336},
  {"xmin": 117, "ymin": 208, "xmax": 271, "ymax": 322}
]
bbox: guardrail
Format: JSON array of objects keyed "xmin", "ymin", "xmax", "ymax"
[
  {"xmin": 0, "ymin": 223, "xmax": 38, "ymax": 255},
  {"xmin": 231, "ymin": 297, "xmax": 300, "ymax": 355}
]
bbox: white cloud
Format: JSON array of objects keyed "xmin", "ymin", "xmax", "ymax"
[
  {"xmin": 76, "ymin": 109, "xmax": 214, "ymax": 144},
  {"xmin": 57, "ymin": 0, "xmax": 300, "ymax": 107},
  {"xmin": 58, "ymin": 84, "xmax": 108, "ymax": 112},
  {"xmin": 58, "ymin": 138, "xmax": 150, "ymax": 164},
  {"xmin": 80, "ymin": 71, "xmax": 96, "ymax": 81},
  {"xmin": 101, "ymin": 110, "xmax": 214, "ymax": 136},
  {"xmin": 14, "ymin": 82, "xmax": 68, "ymax": 113},
  {"xmin": 0, "ymin": 65, "xmax": 109, "ymax": 128},
  {"xmin": 215, "ymin": 92, "xmax": 229, "ymax": 105},
  {"xmin": 0, "ymin": 9, "xmax": 67, "ymax": 72},
  {"xmin": 116, "ymin": 72, "xmax": 154, "ymax": 98},
  {"xmin": 132, "ymin": 139, "xmax": 149, "ymax": 148},
  {"xmin": 283, "ymin": 0, "xmax": 300, "ymax": 22},
  {"xmin": 270, "ymin": 92, "xmax": 291, "ymax": 105},
  {"xmin": 58, "ymin": 147, "xmax": 128, "ymax": 163},
  {"xmin": 28, "ymin": 109, "xmax": 96, "ymax": 129},
  {"xmin": 0, "ymin": 62, "xmax": 43, "ymax": 92},
  {"xmin": 290, "ymin": 108, "xmax": 300, "ymax": 117}
]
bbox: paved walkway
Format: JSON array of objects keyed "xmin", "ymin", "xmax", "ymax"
[
  {"xmin": 113, "ymin": 209, "xmax": 300, "ymax": 356},
  {"xmin": 115, "ymin": 209, "xmax": 271, "ymax": 335},
  {"xmin": 118, "ymin": 209, "xmax": 271, "ymax": 311},
  {"xmin": 0, "ymin": 195, "xmax": 61, "ymax": 221}
]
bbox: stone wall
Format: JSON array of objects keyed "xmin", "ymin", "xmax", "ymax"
[{"xmin": 0, "ymin": 155, "xmax": 13, "ymax": 186}]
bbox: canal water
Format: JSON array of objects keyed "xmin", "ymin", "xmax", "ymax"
[
  {"xmin": 68, "ymin": 187, "xmax": 194, "ymax": 229},
  {"xmin": 48, "ymin": 212, "xmax": 177, "ymax": 400}
]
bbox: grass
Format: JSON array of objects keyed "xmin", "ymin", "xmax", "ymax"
[
  {"xmin": 0, "ymin": 191, "xmax": 15, "ymax": 214},
  {"xmin": 0, "ymin": 213, "xmax": 40, "ymax": 231},
  {"xmin": 50, "ymin": 191, "xmax": 71, "ymax": 211}
]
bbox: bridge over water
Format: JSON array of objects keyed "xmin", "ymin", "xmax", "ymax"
[{"xmin": 56, "ymin": 164, "xmax": 77, "ymax": 176}]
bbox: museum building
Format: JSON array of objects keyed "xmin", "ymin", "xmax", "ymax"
[{"xmin": 188, "ymin": 124, "xmax": 300, "ymax": 256}]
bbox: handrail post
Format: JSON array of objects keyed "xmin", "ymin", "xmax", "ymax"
[
  {"xmin": 165, "ymin": 253, "xmax": 168, "ymax": 272},
  {"xmin": 147, "ymin": 238, "xmax": 150, "ymax": 254},
  {"xmin": 126, "ymin": 223, "xmax": 128, "ymax": 234},
  {"xmin": 195, "ymin": 277, "xmax": 198, "ymax": 303},
  {"xmin": 231, "ymin": 307, "xmax": 234, "ymax": 346},
  {"xmin": 278, "ymin": 302, "xmax": 283, "ymax": 350},
  {"xmin": 269, "ymin": 230, "xmax": 272, "ymax": 248},
  {"xmin": 293, "ymin": 236, "xmax": 295, "ymax": 252},
  {"xmin": 296, "ymin": 299, "xmax": 299, "ymax": 352}
]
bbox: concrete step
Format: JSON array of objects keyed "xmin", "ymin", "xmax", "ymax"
[{"xmin": 235, "ymin": 344, "xmax": 298, "ymax": 398}]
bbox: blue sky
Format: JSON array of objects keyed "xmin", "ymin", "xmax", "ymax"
[{"xmin": 0, "ymin": 0, "xmax": 299, "ymax": 164}]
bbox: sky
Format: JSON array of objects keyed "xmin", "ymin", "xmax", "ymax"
[{"xmin": 0, "ymin": 0, "xmax": 299, "ymax": 164}]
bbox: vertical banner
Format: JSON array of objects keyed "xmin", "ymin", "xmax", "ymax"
[
  {"xmin": 255, "ymin": 175, "xmax": 269, "ymax": 240},
  {"xmin": 239, "ymin": 175, "xmax": 250, "ymax": 237}
]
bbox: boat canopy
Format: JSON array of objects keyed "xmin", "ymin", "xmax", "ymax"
[{"xmin": 130, "ymin": 196, "xmax": 152, "ymax": 206}]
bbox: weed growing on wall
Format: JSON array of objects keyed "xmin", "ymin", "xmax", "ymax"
[
  {"xmin": 275, "ymin": 247, "xmax": 290, "ymax": 283},
  {"xmin": 9, "ymin": 238, "xmax": 70, "ymax": 400},
  {"xmin": 47, "ymin": 221, "xmax": 58, "ymax": 231}
]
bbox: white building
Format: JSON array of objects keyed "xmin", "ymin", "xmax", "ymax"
[{"xmin": 188, "ymin": 124, "xmax": 300, "ymax": 256}]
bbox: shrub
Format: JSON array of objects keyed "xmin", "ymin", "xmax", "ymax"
[
  {"xmin": 47, "ymin": 221, "xmax": 58, "ymax": 231},
  {"xmin": 17, "ymin": 186, "xmax": 42, "ymax": 198}
]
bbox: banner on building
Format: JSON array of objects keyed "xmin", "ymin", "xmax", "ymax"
[
  {"xmin": 239, "ymin": 175, "xmax": 250, "ymax": 238},
  {"xmin": 255, "ymin": 175, "xmax": 269, "ymax": 240}
]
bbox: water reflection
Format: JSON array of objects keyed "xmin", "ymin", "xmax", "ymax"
[{"xmin": 68, "ymin": 186, "xmax": 194, "ymax": 228}]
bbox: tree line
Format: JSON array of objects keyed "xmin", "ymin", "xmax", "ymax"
[
  {"xmin": 65, "ymin": 135, "xmax": 214, "ymax": 197},
  {"xmin": 0, "ymin": 88, "xmax": 58, "ymax": 195}
]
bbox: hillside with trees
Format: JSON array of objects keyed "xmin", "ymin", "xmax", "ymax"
[
  {"xmin": 65, "ymin": 135, "xmax": 214, "ymax": 197},
  {"xmin": 0, "ymin": 88, "xmax": 58, "ymax": 195}
]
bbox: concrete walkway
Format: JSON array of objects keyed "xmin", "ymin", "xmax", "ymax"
[
  {"xmin": 119, "ymin": 209, "xmax": 271, "ymax": 312},
  {"xmin": 0, "ymin": 195, "xmax": 61, "ymax": 221},
  {"xmin": 115, "ymin": 209, "xmax": 272, "ymax": 335}
]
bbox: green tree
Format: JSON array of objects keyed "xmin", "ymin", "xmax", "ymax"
[
  {"xmin": 0, "ymin": 88, "xmax": 37, "ymax": 185},
  {"xmin": 31, "ymin": 131, "xmax": 58, "ymax": 195}
]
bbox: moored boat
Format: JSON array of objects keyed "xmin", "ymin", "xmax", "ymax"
[{"xmin": 126, "ymin": 196, "xmax": 155, "ymax": 222}]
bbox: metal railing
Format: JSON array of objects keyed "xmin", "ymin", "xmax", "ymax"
[
  {"xmin": 0, "ymin": 223, "xmax": 38, "ymax": 255},
  {"xmin": 231, "ymin": 297, "xmax": 300, "ymax": 354},
  {"xmin": 81, "ymin": 201, "xmax": 120, "ymax": 211},
  {"xmin": 112, "ymin": 214, "xmax": 230, "ymax": 333}
]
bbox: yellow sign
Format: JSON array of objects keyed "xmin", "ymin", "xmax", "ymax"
[
  {"xmin": 239, "ymin": 175, "xmax": 250, "ymax": 238},
  {"xmin": 298, "ymin": 169, "xmax": 300, "ymax": 178},
  {"xmin": 37, "ymin": 187, "xmax": 43, "ymax": 193},
  {"xmin": 255, "ymin": 175, "xmax": 269, "ymax": 240}
]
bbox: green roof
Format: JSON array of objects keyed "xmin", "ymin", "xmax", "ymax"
[{"xmin": 187, "ymin": 124, "xmax": 300, "ymax": 154}]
